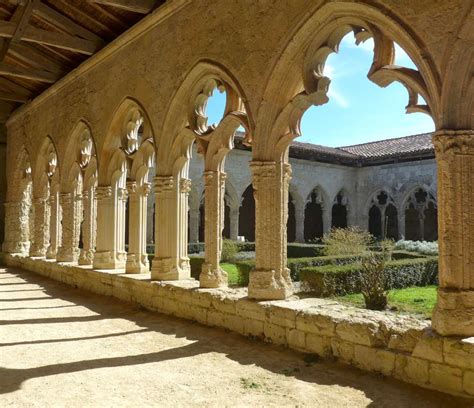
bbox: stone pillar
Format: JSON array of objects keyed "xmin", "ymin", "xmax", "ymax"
[
  {"xmin": 322, "ymin": 204, "xmax": 332, "ymax": 235},
  {"xmin": 229, "ymin": 205, "xmax": 239, "ymax": 241},
  {"xmin": 188, "ymin": 205, "xmax": 200, "ymax": 243},
  {"xmin": 79, "ymin": 188, "xmax": 96, "ymax": 265},
  {"xmin": 200, "ymin": 171, "xmax": 227, "ymax": 288},
  {"xmin": 126, "ymin": 181, "xmax": 151, "ymax": 273},
  {"xmin": 248, "ymin": 161, "xmax": 293, "ymax": 300},
  {"xmin": 398, "ymin": 210, "xmax": 406, "ymax": 240},
  {"xmin": 2, "ymin": 201, "xmax": 30, "ymax": 255},
  {"xmin": 30, "ymin": 197, "xmax": 50, "ymax": 257},
  {"xmin": 46, "ymin": 192, "xmax": 60, "ymax": 259},
  {"xmin": 150, "ymin": 176, "xmax": 191, "ymax": 280},
  {"xmin": 57, "ymin": 192, "xmax": 82, "ymax": 262},
  {"xmin": 419, "ymin": 211, "xmax": 425, "ymax": 241},
  {"xmin": 94, "ymin": 185, "xmax": 126, "ymax": 269},
  {"xmin": 294, "ymin": 199, "xmax": 305, "ymax": 243},
  {"xmin": 380, "ymin": 207, "xmax": 386, "ymax": 239},
  {"xmin": 432, "ymin": 130, "xmax": 474, "ymax": 336}
]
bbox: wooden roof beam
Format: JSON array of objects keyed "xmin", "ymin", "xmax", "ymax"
[
  {"xmin": 0, "ymin": 90, "xmax": 30, "ymax": 103},
  {"xmin": 0, "ymin": 21, "xmax": 102, "ymax": 55},
  {"xmin": 89, "ymin": 0, "xmax": 157, "ymax": 14},
  {"xmin": 0, "ymin": 62, "xmax": 59, "ymax": 83}
]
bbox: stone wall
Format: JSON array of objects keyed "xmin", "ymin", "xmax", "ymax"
[
  {"xmin": 0, "ymin": 123, "xmax": 6, "ymax": 246},
  {"xmin": 3, "ymin": 254, "xmax": 472, "ymax": 400}
]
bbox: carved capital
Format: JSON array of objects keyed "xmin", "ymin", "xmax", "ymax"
[
  {"xmin": 141, "ymin": 182, "xmax": 152, "ymax": 197},
  {"xmin": 433, "ymin": 130, "xmax": 474, "ymax": 156},
  {"xmin": 117, "ymin": 187, "xmax": 128, "ymax": 202},
  {"xmin": 95, "ymin": 186, "xmax": 112, "ymax": 201},
  {"xmin": 126, "ymin": 181, "xmax": 138, "ymax": 195},
  {"xmin": 180, "ymin": 178, "xmax": 192, "ymax": 194},
  {"xmin": 59, "ymin": 192, "xmax": 73, "ymax": 205},
  {"xmin": 153, "ymin": 176, "xmax": 174, "ymax": 194}
]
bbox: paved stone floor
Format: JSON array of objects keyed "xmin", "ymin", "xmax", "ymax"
[{"xmin": 0, "ymin": 266, "xmax": 471, "ymax": 407}]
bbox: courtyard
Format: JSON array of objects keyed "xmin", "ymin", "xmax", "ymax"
[{"xmin": 0, "ymin": 265, "xmax": 470, "ymax": 407}]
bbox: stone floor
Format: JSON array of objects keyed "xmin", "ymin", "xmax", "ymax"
[{"xmin": 0, "ymin": 266, "xmax": 470, "ymax": 407}]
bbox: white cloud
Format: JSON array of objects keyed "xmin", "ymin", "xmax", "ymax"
[
  {"xmin": 328, "ymin": 88, "xmax": 350, "ymax": 108},
  {"xmin": 323, "ymin": 63, "xmax": 335, "ymax": 77}
]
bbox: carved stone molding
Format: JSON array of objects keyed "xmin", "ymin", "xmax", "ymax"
[
  {"xmin": 179, "ymin": 178, "xmax": 192, "ymax": 194},
  {"xmin": 433, "ymin": 130, "xmax": 474, "ymax": 156},
  {"xmin": 126, "ymin": 181, "xmax": 138, "ymax": 195},
  {"xmin": 153, "ymin": 176, "xmax": 174, "ymax": 194},
  {"xmin": 95, "ymin": 186, "xmax": 112, "ymax": 201}
]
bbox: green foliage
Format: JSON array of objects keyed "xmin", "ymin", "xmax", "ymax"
[
  {"xmin": 323, "ymin": 227, "xmax": 373, "ymax": 257},
  {"xmin": 300, "ymin": 257, "xmax": 438, "ymax": 296},
  {"xmin": 336, "ymin": 286, "xmax": 437, "ymax": 318},
  {"xmin": 236, "ymin": 242, "xmax": 255, "ymax": 252},
  {"xmin": 379, "ymin": 238, "xmax": 395, "ymax": 260},
  {"xmin": 359, "ymin": 253, "xmax": 388, "ymax": 310},
  {"xmin": 221, "ymin": 239, "xmax": 238, "ymax": 262},
  {"xmin": 287, "ymin": 243, "xmax": 326, "ymax": 258}
]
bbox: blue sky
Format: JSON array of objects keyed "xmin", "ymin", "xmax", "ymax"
[{"xmin": 206, "ymin": 33, "xmax": 434, "ymax": 148}]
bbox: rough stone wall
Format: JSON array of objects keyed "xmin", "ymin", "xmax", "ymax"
[{"xmin": 0, "ymin": 123, "xmax": 6, "ymax": 246}]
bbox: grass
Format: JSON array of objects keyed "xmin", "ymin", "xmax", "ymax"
[
  {"xmin": 335, "ymin": 285, "xmax": 437, "ymax": 318},
  {"xmin": 221, "ymin": 263, "xmax": 242, "ymax": 286}
]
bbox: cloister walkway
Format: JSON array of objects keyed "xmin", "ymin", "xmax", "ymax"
[{"xmin": 0, "ymin": 266, "xmax": 469, "ymax": 407}]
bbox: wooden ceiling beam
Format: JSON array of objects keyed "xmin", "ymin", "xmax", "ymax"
[
  {"xmin": 9, "ymin": 42, "xmax": 64, "ymax": 74},
  {"xmin": 0, "ymin": 21, "xmax": 101, "ymax": 55},
  {"xmin": 89, "ymin": 0, "xmax": 157, "ymax": 14},
  {"xmin": 33, "ymin": 3, "xmax": 104, "ymax": 43},
  {"xmin": 0, "ymin": 62, "xmax": 59, "ymax": 83},
  {"xmin": 0, "ymin": 90, "xmax": 30, "ymax": 103}
]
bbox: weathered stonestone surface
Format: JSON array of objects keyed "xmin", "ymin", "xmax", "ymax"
[
  {"xmin": 336, "ymin": 318, "xmax": 383, "ymax": 347},
  {"xmin": 429, "ymin": 363, "xmax": 464, "ymax": 395},
  {"xmin": 306, "ymin": 333, "xmax": 332, "ymax": 358},
  {"xmin": 464, "ymin": 371, "xmax": 474, "ymax": 396},
  {"xmin": 412, "ymin": 330, "xmax": 444, "ymax": 363},
  {"xmin": 353, "ymin": 345, "xmax": 396, "ymax": 377},
  {"xmin": 394, "ymin": 355, "xmax": 430, "ymax": 386}
]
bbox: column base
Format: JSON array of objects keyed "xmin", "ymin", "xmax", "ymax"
[
  {"xmin": 78, "ymin": 249, "xmax": 95, "ymax": 266},
  {"xmin": 150, "ymin": 257, "xmax": 190, "ymax": 280},
  {"xmin": 29, "ymin": 245, "xmax": 47, "ymax": 258},
  {"xmin": 432, "ymin": 288, "xmax": 474, "ymax": 337},
  {"xmin": 93, "ymin": 251, "xmax": 126, "ymax": 270},
  {"xmin": 248, "ymin": 268, "xmax": 293, "ymax": 300},
  {"xmin": 46, "ymin": 248, "xmax": 57, "ymax": 260},
  {"xmin": 200, "ymin": 262, "xmax": 228, "ymax": 288},
  {"xmin": 56, "ymin": 247, "xmax": 80, "ymax": 263},
  {"xmin": 125, "ymin": 254, "xmax": 150, "ymax": 274},
  {"xmin": 2, "ymin": 241, "xmax": 29, "ymax": 256}
]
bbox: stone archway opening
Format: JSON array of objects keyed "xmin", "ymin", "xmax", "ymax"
[{"xmin": 304, "ymin": 188, "xmax": 324, "ymax": 241}]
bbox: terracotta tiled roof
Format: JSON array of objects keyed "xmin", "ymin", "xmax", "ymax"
[{"xmin": 233, "ymin": 132, "xmax": 435, "ymax": 166}]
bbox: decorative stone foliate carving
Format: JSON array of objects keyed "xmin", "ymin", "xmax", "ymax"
[
  {"xmin": 79, "ymin": 188, "xmax": 97, "ymax": 266},
  {"xmin": 95, "ymin": 186, "xmax": 112, "ymax": 201},
  {"xmin": 30, "ymin": 198, "xmax": 50, "ymax": 257},
  {"xmin": 123, "ymin": 109, "xmax": 144, "ymax": 156},
  {"xmin": 79, "ymin": 130, "xmax": 93, "ymax": 169},
  {"xmin": 2, "ymin": 201, "xmax": 30, "ymax": 255},
  {"xmin": 153, "ymin": 176, "xmax": 174, "ymax": 195},
  {"xmin": 180, "ymin": 178, "xmax": 192, "ymax": 194},
  {"xmin": 248, "ymin": 161, "xmax": 293, "ymax": 300},
  {"xmin": 431, "ymin": 130, "xmax": 474, "ymax": 337},
  {"xmin": 200, "ymin": 171, "xmax": 228, "ymax": 288}
]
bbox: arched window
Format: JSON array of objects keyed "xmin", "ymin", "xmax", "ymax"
[{"xmin": 304, "ymin": 188, "xmax": 324, "ymax": 241}]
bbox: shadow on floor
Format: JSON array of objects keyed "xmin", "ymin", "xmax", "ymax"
[{"xmin": 0, "ymin": 266, "xmax": 472, "ymax": 407}]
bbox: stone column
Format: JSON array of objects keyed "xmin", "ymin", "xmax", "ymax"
[
  {"xmin": 150, "ymin": 176, "xmax": 191, "ymax": 280},
  {"xmin": 229, "ymin": 205, "xmax": 239, "ymax": 241},
  {"xmin": 188, "ymin": 205, "xmax": 200, "ymax": 243},
  {"xmin": 46, "ymin": 192, "xmax": 60, "ymax": 259},
  {"xmin": 419, "ymin": 211, "xmax": 425, "ymax": 241},
  {"xmin": 380, "ymin": 207, "xmax": 386, "ymax": 239},
  {"xmin": 94, "ymin": 185, "xmax": 125, "ymax": 269},
  {"xmin": 248, "ymin": 161, "xmax": 293, "ymax": 300},
  {"xmin": 2, "ymin": 201, "xmax": 30, "ymax": 255},
  {"xmin": 322, "ymin": 204, "xmax": 332, "ymax": 235},
  {"xmin": 30, "ymin": 197, "xmax": 50, "ymax": 257},
  {"xmin": 57, "ymin": 192, "xmax": 82, "ymax": 262},
  {"xmin": 79, "ymin": 188, "xmax": 96, "ymax": 265},
  {"xmin": 200, "ymin": 171, "xmax": 227, "ymax": 288},
  {"xmin": 398, "ymin": 210, "xmax": 406, "ymax": 240},
  {"xmin": 126, "ymin": 181, "xmax": 151, "ymax": 273},
  {"xmin": 432, "ymin": 130, "xmax": 474, "ymax": 336},
  {"xmin": 294, "ymin": 199, "xmax": 305, "ymax": 243}
]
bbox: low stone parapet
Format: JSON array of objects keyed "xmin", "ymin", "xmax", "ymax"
[{"xmin": 2, "ymin": 254, "xmax": 473, "ymax": 400}]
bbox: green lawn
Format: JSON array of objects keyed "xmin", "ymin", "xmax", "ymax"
[
  {"xmin": 335, "ymin": 286, "xmax": 437, "ymax": 318},
  {"xmin": 221, "ymin": 263, "xmax": 242, "ymax": 286}
]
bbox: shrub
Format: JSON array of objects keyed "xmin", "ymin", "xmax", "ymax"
[
  {"xmin": 188, "ymin": 242, "xmax": 205, "ymax": 254},
  {"xmin": 221, "ymin": 239, "xmax": 238, "ymax": 262},
  {"xmin": 395, "ymin": 240, "xmax": 438, "ymax": 256},
  {"xmin": 380, "ymin": 239, "xmax": 395, "ymax": 261},
  {"xmin": 287, "ymin": 243, "xmax": 326, "ymax": 258},
  {"xmin": 300, "ymin": 257, "xmax": 438, "ymax": 296},
  {"xmin": 323, "ymin": 227, "xmax": 373, "ymax": 257},
  {"xmin": 236, "ymin": 242, "xmax": 255, "ymax": 252},
  {"xmin": 359, "ymin": 253, "xmax": 388, "ymax": 310}
]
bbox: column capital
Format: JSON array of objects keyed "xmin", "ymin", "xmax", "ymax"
[
  {"xmin": 126, "ymin": 181, "xmax": 138, "ymax": 195},
  {"xmin": 153, "ymin": 176, "xmax": 174, "ymax": 193},
  {"xmin": 433, "ymin": 129, "xmax": 474, "ymax": 156},
  {"xmin": 117, "ymin": 187, "xmax": 128, "ymax": 202},
  {"xmin": 141, "ymin": 182, "xmax": 152, "ymax": 197},
  {"xmin": 95, "ymin": 186, "xmax": 112, "ymax": 201},
  {"xmin": 180, "ymin": 178, "xmax": 192, "ymax": 194}
]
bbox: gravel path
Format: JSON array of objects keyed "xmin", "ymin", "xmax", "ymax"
[{"xmin": 0, "ymin": 266, "xmax": 469, "ymax": 407}]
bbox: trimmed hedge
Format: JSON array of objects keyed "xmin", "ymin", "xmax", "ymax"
[
  {"xmin": 189, "ymin": 256, "xmax": 205, "ymax": 279},
  {"xmin": 300, "ymin": 257, "xmax": 438, "ymax": 296},
  {"xmin": 287, "ymin": 243, "xmax": 326, "ymax": 258}
]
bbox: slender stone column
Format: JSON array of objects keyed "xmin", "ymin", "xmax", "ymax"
[
  {"xmin": 79, "ymin": 188, "xmax": 96, "ymax": 265},
  {"xmin": 294, "ymin": 199, "xmax": 305, "ymax": 243},
  {"xmin": 94, "ymin": 185, "xmax": 125, "ymax": 269},
  {"xmin": 150, "ymin": 176, "xmax": 191, "ymax": 280},
  {"xmin": 2, "ymin": 201, "xmax": 30, "ymax": 255},
  {"xmin": 419, "ymin": 211, "xmax": 425, "ymax": 241},
  {"xmin": 46, "ymin": 192, "xmax": 60, "ymax": 259},
  {"xmin": 126, "ymin": 181, "xmax": 151, "ymax": 273},
  {"xmin": 248, "ymin": 161, "xmax": 293, "ymax": 300},
  {"xmin": 229, "ymin": 205, "xmax": 239, "ymax": 241},
  {"xmin": 200, "ymin": 171, "xmax": 227, "ymax": 288},
  {"xmin": 398, "ymin": 211, "xmax": 406, "ymax": 240},
  {"xmin": 30, "ymin": 197, "xmax": 50, "ymax": 257},
  {"xmin": 57, "ymin": 192, "xmax": 82, "ymax": 262},
  {"xmin": 380, "ymin": 207, "xmax": 386, "ymax": 239},
  {"xmin": 432, "ymin": 130, "xmax": 474, "ymax": 336},
  {"xmin": 322, "ymin": 204, "xmax": 332, "ymax": 235},
  {"xmin": 188, "ymin": 205, "xmax": 200, "ymax": 243}
]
